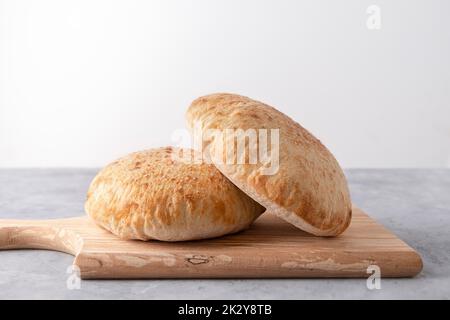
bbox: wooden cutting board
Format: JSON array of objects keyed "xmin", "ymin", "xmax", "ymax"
[{"xmin": 0, "ymin": 206, "xmax": 422, "ymax": 279}]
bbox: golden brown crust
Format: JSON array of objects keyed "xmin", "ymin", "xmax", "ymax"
[
  {"xmin": 85, "ymin": 147, "xmax": 265, "ymax": 241},
  {"xmin": 186, "ymin": 93, "xmax": 352, "ymax": 236}
]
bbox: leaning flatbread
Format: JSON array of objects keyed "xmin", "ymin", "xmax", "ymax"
[{"xmin": 187, "ymin": 93, "xmax": 352, "ymax": 236}]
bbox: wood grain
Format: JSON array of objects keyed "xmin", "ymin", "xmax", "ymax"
[{"xmin": 0, "ymin": 206, "xmax": 422, "ymax": 279}]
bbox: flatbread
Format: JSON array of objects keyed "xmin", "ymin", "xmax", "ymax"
[
  {"xmin": 187, "ymin": 93, "xmax": 352, "ymax": 236},
  {"xmin": 85, "ymin": 147, "xmax": 265, "ymax": 241}
]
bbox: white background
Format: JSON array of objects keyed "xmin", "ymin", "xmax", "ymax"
[{"xmin": 1, "ymin": 0, "xmax": 449, "ymax": 168}]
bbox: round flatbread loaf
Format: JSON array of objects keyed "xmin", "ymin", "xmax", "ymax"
[
  {"xmin": 85, "ymin": 147, "xmax": 265, "ymax": 241},
  {"xmin": 186, "ymin": 93, "xmax": 352, "ymax": 236}
]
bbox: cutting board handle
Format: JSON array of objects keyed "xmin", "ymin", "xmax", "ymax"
[{"xmin": 0, "ymin": 218, "xmax": 81, "ymax": 255}]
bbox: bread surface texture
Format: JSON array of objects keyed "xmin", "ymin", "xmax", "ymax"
[
  {"xmin": 186, "ymin": 93, "xmax": 352, "ymax": 236},
  {"xmin": 85, "ymin": 147, "xmax": 265, "ymax": 241}
]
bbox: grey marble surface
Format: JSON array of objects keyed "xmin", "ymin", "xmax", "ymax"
[{"xmin": 0, "ymin": 169, "xmax": 449, "ymax": 300}]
